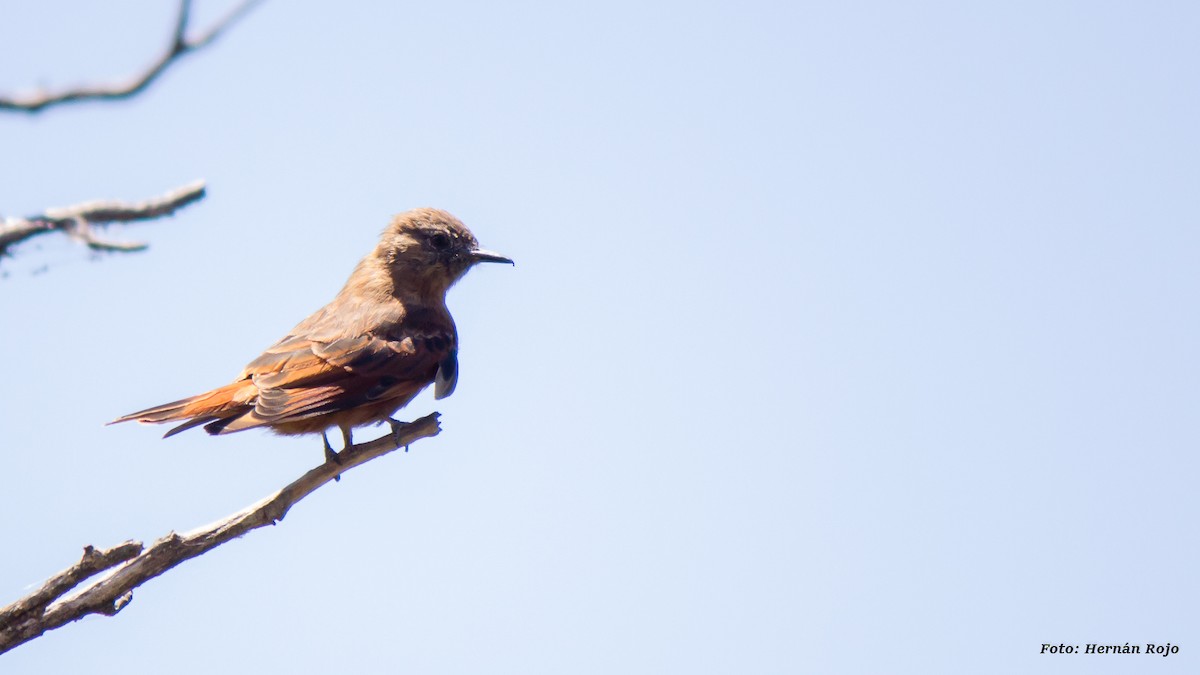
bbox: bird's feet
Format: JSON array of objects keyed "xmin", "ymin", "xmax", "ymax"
[{"xmin": 387, "ymin": 418, "xmax": 411, "ymax": 452}]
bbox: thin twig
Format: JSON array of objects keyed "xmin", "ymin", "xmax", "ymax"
[
  {"xmin": 0, "ymin": 180, "xmax": 206, "ymax": 262},
  {"xmin": 0, "ymin": 0, "xmax": 264, "ymax": 114},
  {"xmin": 0, "ymin": 413, "xmax": 442, "ymax": 655}
]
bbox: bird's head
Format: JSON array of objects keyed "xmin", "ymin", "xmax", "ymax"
[{"xmin": 372, "ymin": 208, "xmax": 512, "ymax": 300}]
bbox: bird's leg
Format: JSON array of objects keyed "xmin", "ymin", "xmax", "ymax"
[
  {"xmin": 341, "ymin": 426, "xmax": 354, "ymax": 451},
  {"xmin": 323, "ymin": 431, "xmax": 342, "ymax": 482},
  {"xmin": 387, "ymin": 418, "xmax": 411, "ymax": 452},
  {"xmin": 323, "ymin": 431, "xmax": 343, "ymax": 464}
]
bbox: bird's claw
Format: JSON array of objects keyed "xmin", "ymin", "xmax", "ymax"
[{"xmin": 387, "ymin": 418, "xmax": 411, "ymax": 452}]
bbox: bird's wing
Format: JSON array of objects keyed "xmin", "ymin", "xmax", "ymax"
[
  {"xmin": 113, "ymin": 299, "xmax": 461, "ymax": 436},
  {"xmin": 223, "ymin": 326, "xmax": 457, "ymax": 428}
]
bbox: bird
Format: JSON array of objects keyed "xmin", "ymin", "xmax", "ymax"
[{"xmin": 110, "ymin": 207, "xmax": 512, "ymax": 462}]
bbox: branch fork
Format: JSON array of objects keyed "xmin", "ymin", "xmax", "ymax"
[
  {"xmin": 0, "ymin": 412, "xmax": 442, "ymax": 654},
  {"xmin": 0, "ymin": 180, "xmax": 207, "ymax": 262}
]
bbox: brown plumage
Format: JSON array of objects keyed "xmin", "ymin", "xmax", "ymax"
[{"xmin": 110, "ymin": 208, "xmax": 512, "ymax": 455}]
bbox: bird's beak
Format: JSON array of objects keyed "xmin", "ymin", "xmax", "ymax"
[{"xmin": 470, "ymin": 248, "xmax": 514, "ymax": 265}]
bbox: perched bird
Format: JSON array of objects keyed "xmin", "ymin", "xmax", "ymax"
[{"xmin": 110, "ymin": 208, "xmax": 512, "ymax": 461}]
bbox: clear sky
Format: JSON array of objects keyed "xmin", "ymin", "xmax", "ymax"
[{"xmin": 1, "ymin": 1, "xmax": 1196, "ymax": 673}]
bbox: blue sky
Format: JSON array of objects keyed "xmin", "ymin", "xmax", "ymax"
[{"xmin": 1, "ymin": 1, "xmax": 1196, "ymax": 673}]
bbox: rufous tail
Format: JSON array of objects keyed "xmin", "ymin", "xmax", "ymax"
[{"xmin": 109, "ymin": 381, "xmax": 255, "ymax": 438}]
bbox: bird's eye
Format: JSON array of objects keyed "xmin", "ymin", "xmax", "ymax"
[{"xmin": 430, "ymin": 233, "xmax": 451, "ymax": 250}]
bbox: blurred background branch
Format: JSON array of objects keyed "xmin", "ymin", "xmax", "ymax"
[
  {"xmin": 0, "ymin": 180, "xmax": 207, "ymax": 263},
  {"xmin": 0, "ymin": 0, "xmax": 263, "ymax": 114}
]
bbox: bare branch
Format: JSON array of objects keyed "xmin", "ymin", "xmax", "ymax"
[
  {"xmin": 41, "ymin": 180, "xmax": 208, "ymax": 224},
  {"xmin": 0, "ymin": 543, "xmax": 143, "ymax": 629},
  {"xmin": 0, "ymin": 180, "xmax": 206, "ymax": 262},
  {"xmin": 0, "ymin": 0, "xmax": 264, "ymax": 114},
  {"xmin": 0, "ymin": 413, "xmax": 442, "ymax": 654},
  {"xmin": 189, "ymin": 0, "xmax": 265, "ymax": 50}
]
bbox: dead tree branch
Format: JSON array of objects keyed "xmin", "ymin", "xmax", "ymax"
[
  {"xmin": 0, "ymin": 180, "xmax": 207, "ymax": 262},
  {"xmin": 0, "ymin": 413, "xmax": 442, "ymax": 655},
  {"xmin": 0, "ymin": 0, "xmax": 264, "ymax": 114}
]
